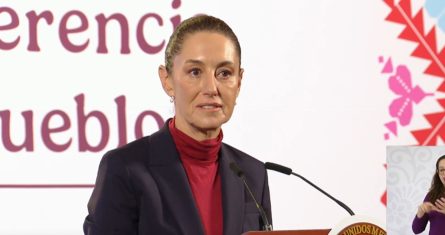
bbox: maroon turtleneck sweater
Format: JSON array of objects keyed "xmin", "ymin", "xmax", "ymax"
[{"xmin": 168, "ymin": 119, "xmax": 223, "ymax": 235}]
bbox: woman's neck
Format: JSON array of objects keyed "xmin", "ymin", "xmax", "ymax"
[{"xmin": 173, "ymin": 118, "xmax": 221, "ymax": 141}]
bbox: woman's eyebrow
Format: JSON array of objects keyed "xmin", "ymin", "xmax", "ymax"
[
  {"xmin": 216, "ymin": 61, "xmax": 235, "ymax": 67},
  {"xmin": 184, "ymin": 59, "xmax": 204, "ymax": 65},
  {"xmin": 184, "ymin": 60, "xmax": 235, "ymax": 68}
]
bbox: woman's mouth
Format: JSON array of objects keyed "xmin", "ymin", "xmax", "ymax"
[{"xmin": 198, "ymin": 103, "xmax": 222, "ymax": 110}]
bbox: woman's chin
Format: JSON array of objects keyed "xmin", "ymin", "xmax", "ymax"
[
  {"xmin": 193, "ymin": 119, "xmax": 227, "ymax": 132},
  {"xmin": 196, "ymin": 123, "xmax": 222, "ymax": 132}
]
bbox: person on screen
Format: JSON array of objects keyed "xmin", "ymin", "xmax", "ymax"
[
  {"xmin": 412, "ymin": 155, "xmax": 445, "ymax": 235},
  {"xmin": 83, "ymin": 15, "xmax": 272, "ymax": 235}
]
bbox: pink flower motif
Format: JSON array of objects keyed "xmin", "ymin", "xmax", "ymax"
[
  {"xmin": 388, "ymin": 65, "xmax": 432, "ymax": 126},
  {"xmin": 380, "ymin": 56, "xmax": 433, "ymax": 140}
]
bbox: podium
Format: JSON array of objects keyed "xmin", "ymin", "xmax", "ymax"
[{"xmin": 242, "ymin": 229, "xmax": 330, "ymax": 235}]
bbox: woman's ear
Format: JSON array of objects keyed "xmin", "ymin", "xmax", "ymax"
[{"xmin": 158, "ymin": 65, "xmax": 174, "ymax": 97}]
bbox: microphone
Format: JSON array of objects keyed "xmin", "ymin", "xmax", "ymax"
[
  {"xmin": 265, "ymin": 162, "xmax": 355, "ymax": 216},
  {"xmin": 229, "ymin": 162, "xmax": 273, "ymax": 231}
]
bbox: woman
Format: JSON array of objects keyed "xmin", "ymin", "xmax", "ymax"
[
  {"xmin": 412, "ymin": 155, "xmax": 445, "ymax": 235},
  {"xmin": 83, "ymin": 15, "xmax": 272, "ymax": 235}
]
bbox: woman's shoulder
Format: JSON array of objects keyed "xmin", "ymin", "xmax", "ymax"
[
  {"xmin": 101, "ymin": 125, "xmax": 174, "ymax": 165},
  {"xmin": 107, "ymin": 125, "xmax": 170, "ymax": 155},
  {"xmin": 97, "ymin": 136, "xmax": 151, "ymax": 169},
  {"xmin": 221, "ymin": 142, "xmax": 265, "ymax": 170},
  {"xmin": 107, "ymin": 135, "xmax": 150, "ymax": 156}
]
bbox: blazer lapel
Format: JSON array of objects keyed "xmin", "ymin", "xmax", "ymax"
[
  {"xmin": 145, "ymin": 125, "xmax": 205, "ymax": 235},
  {"xmin": 219, "ymin": 146, "xmax": 245, "ymax": 235}
]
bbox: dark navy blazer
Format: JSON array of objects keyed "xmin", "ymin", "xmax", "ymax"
[{"xmin": 83, "ymin": 123, "xmax": 272, "ymax": 235}]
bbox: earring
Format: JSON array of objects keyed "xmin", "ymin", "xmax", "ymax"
[{"xmin": 170, "ymin": 96, "xmax": 175, "ymax": 103}]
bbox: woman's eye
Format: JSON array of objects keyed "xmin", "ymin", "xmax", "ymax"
[
  {"xmin": 189, "ymin": 68, "xmax": 201, "ymax": 77},
  {"xmin": 217, "ymin": 70, "xmax": 232, "ymax": 79}
]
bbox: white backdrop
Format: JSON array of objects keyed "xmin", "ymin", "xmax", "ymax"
[{"xmin": 1, "ymin": 0, "xmax": 443, "ymax": 234}]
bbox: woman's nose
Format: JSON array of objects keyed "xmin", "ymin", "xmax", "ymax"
[{"xmin": 202, "ymin": 73, "xmax": 218, "ymax": 96}]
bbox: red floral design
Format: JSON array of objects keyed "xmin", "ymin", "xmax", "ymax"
[{"xmin": 384, "ymin": 0, "xmax": 445, "ymax": 145}]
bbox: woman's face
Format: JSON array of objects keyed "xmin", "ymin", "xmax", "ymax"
[
  {"xmin": 159, "ymin": 32, "xmax": 242, "ymax": 140},
  {"xmin": 438, "ymin": 159, "xmax": 445, "ymax": 186}
]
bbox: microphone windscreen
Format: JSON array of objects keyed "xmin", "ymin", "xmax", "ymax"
[
  {"xmin": 265, "ymin": 162, "xmax": 292, "ymax": 175},
  {"xmin": 229, "ymin": 162, "xmax": 244, "ymax": 177}
]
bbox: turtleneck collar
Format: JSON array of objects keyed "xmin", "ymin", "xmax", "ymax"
[{"xmin": 168, "ymin": 118, "xmax": 223, "ymax": 164}]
